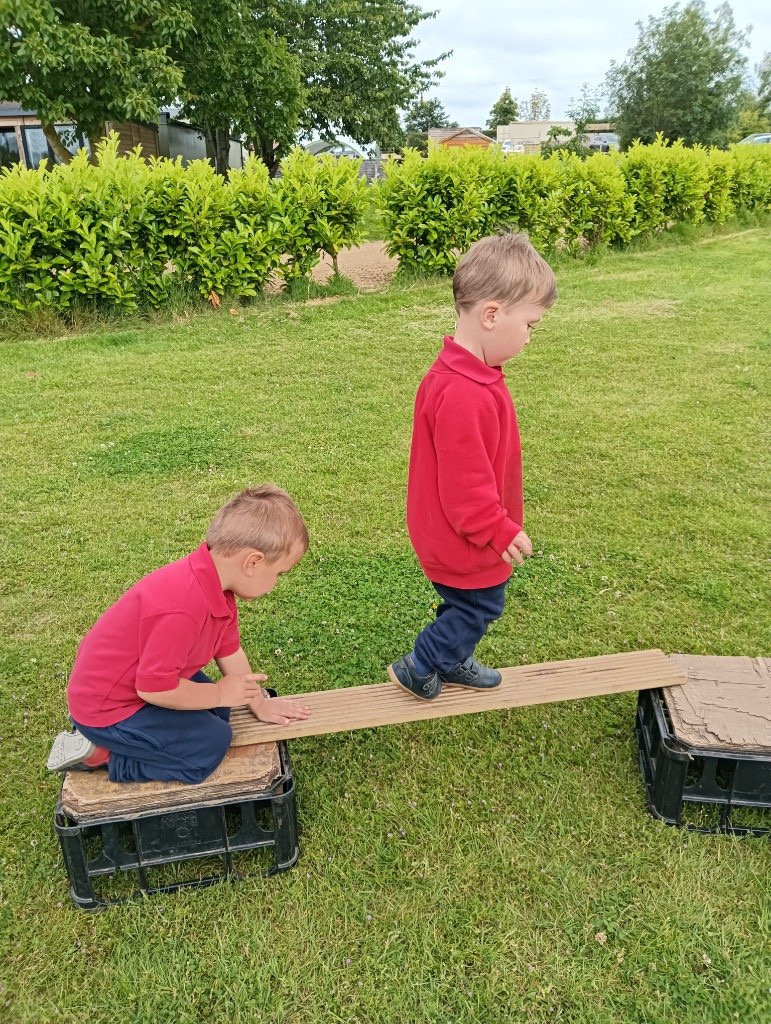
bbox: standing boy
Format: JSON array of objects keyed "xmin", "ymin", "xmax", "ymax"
[
  {"xmin": 47, "ymin": 485, "xmax": 311, "ymax": 783},
  {"xmin": 388, "ymin": 234, "xmax": 557, "ymax": 700}
]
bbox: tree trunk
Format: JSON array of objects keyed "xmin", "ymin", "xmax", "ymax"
[
  {"xmin": 216, "ymin": 128, "xmax": 231, "ymax": 177},
  {"xmin": 87, "ymin": 122, "xmax": 109, "ymax": 164},
  {"xmin": 251, "ymin": 135, "xmax": 281, "ymax": 177},
  {"xmin": 40, "ymin": 123, "xmax": 73, "ymax": 166},
  {"xmin": 206, "ymin": 126, "xmax": 231, "ymax": 177}
]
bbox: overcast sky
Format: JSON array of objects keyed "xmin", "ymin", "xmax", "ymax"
[{"xmin": 409, "ymin": 1, "xmax": 770, "ymax": 125}]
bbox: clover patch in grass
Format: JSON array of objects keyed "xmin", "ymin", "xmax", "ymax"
[{"xmin": 87, "ymin": 427, "xmax": 230, "ymax": 477}]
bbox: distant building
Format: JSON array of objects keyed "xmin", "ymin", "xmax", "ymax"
[
  {"xmin": 0, "ymin": 103, "xmax": 244, "ymax": 170},
  {"xmin": 496, "ymin": 119, "xmax": 619, "ymax": 154},
  {"xmin": 496, "ymin": 120, "xmax": 573, "ymax": 153},
  {"xmin": 428, "ymin": 127, "xmax": 494, "ymax": 149}
]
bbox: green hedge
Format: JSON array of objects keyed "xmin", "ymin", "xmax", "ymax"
[
  {"xmin": 0, "ymin": 137, "xmax": 368, "ymax": 313},
  {"xmin": 377, "ymin": 136, "xmax": 771, "ymax": 274},
  {"xmin": 4, "ymin": 134, "xmax": 770, "ymax": 314}
]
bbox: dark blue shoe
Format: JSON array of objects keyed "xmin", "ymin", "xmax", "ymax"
[
  {"xmin": 441, "ymin": 657, "xmax": 502, "ymax": 689},
  {"xmin": 387, "ymin": 654, "xmax": 442, "ymax": 701}
]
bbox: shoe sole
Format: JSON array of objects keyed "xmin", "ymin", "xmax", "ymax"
[
  {"xmin": 387, "ymin": 664, "xmax": 440, "ymax": 701},
  {"xmin": 46, "ymin": 731, "xmax": 95, "ymax": 772}
]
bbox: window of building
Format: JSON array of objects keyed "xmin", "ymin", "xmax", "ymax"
[
  {"xmin": 22, "ymin": 125, "xmax": 90, "ymax": 168},
  {"xmin": 0, "ymin": 129, "xmax": 20, "ymax": 169}
]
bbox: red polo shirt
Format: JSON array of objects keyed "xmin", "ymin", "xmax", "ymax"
[
  {"xmin": 406, "ymin": 336, "xmax": 523, "ymax": 589},
  {"xmin": 68, "ymin": 544, "xmax": 241, "ymax": 727}
]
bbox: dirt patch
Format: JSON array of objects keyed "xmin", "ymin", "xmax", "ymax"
[{"xmin": 311, "ymin": 241, "xmax": 397, "ymax": 291}]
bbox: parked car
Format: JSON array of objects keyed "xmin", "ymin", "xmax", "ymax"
[{"xmin": 738, "ymin": 133, "xmax": 771, "ymax": 144}]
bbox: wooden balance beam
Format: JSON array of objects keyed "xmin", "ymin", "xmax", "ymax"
[
  {"xmin": 229, "ymin": 648, "xmax": 685, "ymax": 749},
  {"xmin": 60, "ymin": 650, "xmax": 685, "ymax": 822}
]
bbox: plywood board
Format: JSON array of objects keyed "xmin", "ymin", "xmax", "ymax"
[
  {"xmin": 61, "ymin": 742, "xmax": 281, "ymax": 823},
  {"xmin": 230, "ymin": 649, "xmax": 684, "ymax": 746},
  {"xmin": 664, "ymin": 655, "xmax": 771, "ymax": 753}
]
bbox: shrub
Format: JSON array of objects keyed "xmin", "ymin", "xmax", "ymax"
[
  {"xmin": 274, "ymin": 150, "xmax": 368, "ymax": 280},
  {"xmin": 0, "ymin": 135, "xmax": 366, "ymax": 315},
  {"xmin": 700, "ymin": 147, "xmax": 736, "ymax": 224},
  {"xmin": 483, "ymin": 154, "xmax": 565, "ymax": 252},
  {"xmin": 729, "ymin": 144, "xmax": 771, "ymax": 213},
  {"xmin": 377, "ymin": 137, "xmax": 771, "ymax": 275},
  {"xmin": 378, "ymin": 147, "xmax": 488, "ymax": 275},
  {"xmin": 621, "ymin": 136, "xmax": 708, "ymax": 233}
]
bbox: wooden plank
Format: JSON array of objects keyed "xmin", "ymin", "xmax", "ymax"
[
  {"xmin": 665, "ymin": 655, "xmax": 771, "ymax": 753},
  {"xmin": 230, "ymin": 649, "xmax": 684, "ymax": 746}
]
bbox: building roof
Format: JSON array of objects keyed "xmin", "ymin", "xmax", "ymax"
[
  {"xmin": 305, "ymin": 138, "xmax": 368, "ymax": 158},
  {"xmin": 0, "ymin": 102, "xmax": 37, "ymax": 117},
  {"xmin": 428, "ymin": 126, "xmax": 487, "ymax": 141}
]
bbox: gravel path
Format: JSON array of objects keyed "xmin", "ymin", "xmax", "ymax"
[{"xmin": 311, "ymin": 241, "xmax": 397, "ymax": 291}]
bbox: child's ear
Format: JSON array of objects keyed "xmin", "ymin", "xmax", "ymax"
[
  {"xmin": 243, "ymin": 549, "xmax": 266, "ymax": 575},
  {"xmin": 480, "ymin": 301, "xmax": 500, "ymax": 329}
]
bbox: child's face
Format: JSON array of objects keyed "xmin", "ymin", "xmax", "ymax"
[
  {"xmin": 234, "ymin": 541, "xmax": 306, "ymax": 601},
  {"xmin": 481, "ymin": 298, "xmax": 546, "ymax": 367}
]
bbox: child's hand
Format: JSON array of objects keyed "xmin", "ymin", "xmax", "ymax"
[
  {"xmin": 252, "ymin": 695, "xmax": 311, "ymax": 726},
  {"xmin": 217, "ymin": 672, "xmax": 268, "ymax": 706},
  {"xmin": 502, "ymin": 530, "xmax": 532, "ymax": 566}
]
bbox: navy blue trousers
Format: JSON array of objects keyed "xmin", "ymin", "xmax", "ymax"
[
  {"xmin": 413, "ymin": 581, "xmax": 507, "ymax": 674},
  {"xmin": 72, "ymin": 671, "xmax": 232, "ymax": 784}
]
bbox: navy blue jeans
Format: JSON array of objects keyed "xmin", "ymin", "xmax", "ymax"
[
  {"xmin": 413, "ymin": 581, "xmax": 507, "ymax": 674},
  {"xmin": 72, "ymin": 671, "xmax": 232, "ymax": 785}
]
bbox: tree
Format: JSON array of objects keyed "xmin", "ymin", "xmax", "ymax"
[
  {"xmin": 731, "ymin": 103, "xmax": 771, "ymax": 140},
  {"xmin": 568, "ymin": 84, "xmax": 603, "ymax": 134},
  {"xmin": 174, "ymin": 0, "xmax": 447, "ymax": 175},
  {"xmin": 520, "ymin": 88, "xmax": 550, "ymax": 121},
  {"xmin": 486, "ymin": 87, "xmax": 519, "ymax": 131},
  {"xmin": 402, "ymin": 96, "xmax": 457, "ymax": 155},
  {"xmin": 1, "ymin": 1, "xmax": 444, "ymax": 176},
  {"xmin": 727, "ymin": 65, "xmax": 771, "ymax": 142},
  {"xmin": 757, "ymin": 52, "xmax": 771, "ymax": 116},
  {"xmin": 172, "ymin": 1, "xmax": 303, "ymax": 175},
  {"xmin": 404, "ymin": 96, "xmax": 457, "ymax": 133},
  {"xmin": 0, "ymin": 0, "xmax": 191, "ymax": 163},
  {"xmin": 541, "ymin": 83, "xmax": 602, "ymax": 157},
  {"xmin": 297, "ymin": 1, "xmax": 446, "ymax": 156},
  {"xmin": 604, "ymin": 1, "xmax": 749, "ymax": 149}
]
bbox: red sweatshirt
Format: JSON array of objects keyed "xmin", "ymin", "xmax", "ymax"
[{"xmin": 406, "ymin": 336, "xmax": 523, "ymax": 589}]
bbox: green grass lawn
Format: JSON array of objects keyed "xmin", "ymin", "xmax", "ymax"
[{"xmin": 1, "ymin": 229, "xmax": 770, "ymax": 1024}]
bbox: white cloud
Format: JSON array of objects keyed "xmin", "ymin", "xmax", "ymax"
[{"xmin": 410, "ymin": 1, "xmax": 771, "ymax": 123}]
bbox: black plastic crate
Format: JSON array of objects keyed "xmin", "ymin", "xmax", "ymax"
[
  {"xmin": 636, "ymin": 688, "xmax": 771, "ymax": 836},
  {"xmin": 55, "ymin": 741, "xmax": 299, "ymax": 910}
]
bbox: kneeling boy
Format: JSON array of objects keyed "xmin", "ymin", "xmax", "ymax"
[{"xmin": 47, "ymin": 485, "xmax": 311, "ymax": 783}]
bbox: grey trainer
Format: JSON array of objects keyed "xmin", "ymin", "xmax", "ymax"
[{"xmin": 46, "ymin": 730, "xmax": 96, "ymax": 772}]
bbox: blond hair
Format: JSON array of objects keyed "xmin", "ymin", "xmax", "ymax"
[
  {"xmin": 206, "ymin": 485, "xmax": 308, "ymax": 560},
  {"xmin": 453, "ymin": 233, "xmax": 557, "ymax": 313}
]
